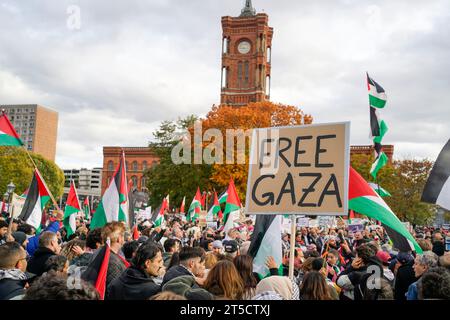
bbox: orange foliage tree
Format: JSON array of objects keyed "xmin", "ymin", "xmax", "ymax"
[{"xmin": 200, "ymin": 101, "xmax": 313, "ymax": 201}]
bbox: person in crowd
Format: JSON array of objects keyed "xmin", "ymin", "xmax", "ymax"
[
  {"xmin": 281, "ymin": 248, "xmax": 304, "ymax": 282},
  {"xmin": 376, "ymin": 250, "xmax": 395, "ymax": 286},
  {"xmin": 60, "ymin": 239, "xmax": 86, "ymax": 263},
  {"xmin": 300, "ymin": 271, "xmax": 332, "ymax": 300},
  {"xmin": 393, "ymin": 251, "xmax": 417, "ymax": 301},
  {"xmin": 406, "ymin": 251, "xmax": 439, "ymax": 300},
  {"xmin": 25, "ymin": 212, "xmax": 62, "ymax": 256},
  {"xmin": 71, "ymin": 228, "xmax": 103, "ymax": 267},
  {"xmin": 204, "ymin": 251, "xmax": 218, "ymax": 271},
  {"xmin": 203, "ymin": 260, "xmax": 244, "ymax": 300},
  {"xmin": 0, "ymin": 220, "xmax": 10, "ymax": 246},
  {"xmin": 281, "ymin": 232, "xmax": 290, "ymax": 253},
  {"xmin": 84, "ymin": 222, "xmax": 128, "ymax": 294},
  {"xmin": 417, "ymin": 267, "xmax": 450, "ymax": 300},
  {"xmin": 351, "ymin": 231, "xmax": 367, "ymax": 250},
  {"xmin": 162, "ymin": 275, "xmax": 214, "ymax": 300},
  {"xmin": 162, "ymin": 246, "xmax": 205, "ymax": 286},
  {"xmin": 223, "ymin": 239, "xmax": 239, "ymax": 260},
  {"xmin": 438, "ymin": 252, "xmax": 450, "ymax": 270},
  {"xmin": 325, "ymin": 249, "xmax": 343, "ymax": 282},
  {"xmin": 122, "ymin": 240, "xmax": 139, "ymax": 264},
  {"xmin": 24, "ymin": 271, "xmax": 99, "ymax": 300},
  {"xmin": 432, "ymin": 232, "xmax": 445, "ymax": 257},
  {"xmin": 253, "ymin": 275, "xmax": 299, "ymax": 300},
  {"xmin": 337, "ymin": 244, "xmax": 381, "ymax": 300},
  {"xmin": 163, "ymin": 238, "xmax": 180, "ymax": 269},
  {"xmin": 12, "ymin": 231, "xmax": 29, "ymax": 257},
  {"xmin": 27, "ymin": 231, "xmax": 61, "ymax": 277},
  {"xmin": 107, "ymin": 242, "xmax": 163, "ymax": 300},
  {"xmin": 416, "ymin": 238, "xmax": 433, "ymax": 252},
  {"xmin": 233, "ymin": 255, "xmax": 258, "ymax": 299},
  {"xmin": 212, "ymin": 240, "xmax": 224, "ymax": 255},
  {"xmin": 44, "ymin": 255, "xmax": 69, "ymax": 276},
  {"xmin": 0, "ymin": 242, "xmax": 29, "ymax": 300}
]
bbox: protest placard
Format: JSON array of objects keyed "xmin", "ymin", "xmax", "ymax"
[{"xmin": 246, "ymin": 122, "xmax": 350, "ymax": 216}]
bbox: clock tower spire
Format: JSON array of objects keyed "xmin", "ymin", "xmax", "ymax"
[{"xmin": 220, "ymin": 1, "xmax": 273, "ymax": 106}]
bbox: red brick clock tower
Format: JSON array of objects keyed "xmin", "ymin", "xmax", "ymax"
[{"xmin": 220, "ymin": 0, "xmax": 273, "ymax": 106}]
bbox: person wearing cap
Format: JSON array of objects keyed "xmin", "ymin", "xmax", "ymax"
[
  {"xmin": 393, "ymin": 252, "xmax": 417, "ymax": 300},
  {"xmin": 376, "ymin": 250, "xmax": 394, "ymax": 286},
  {"xmin": 223, "ymin": 240, "xmax": 239, "ymax": 259}
]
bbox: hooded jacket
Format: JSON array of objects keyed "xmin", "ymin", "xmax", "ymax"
[
  {"xmin": 162, "ymin": 264, "xmax": 193, "ymax": 287},
  {"xmin": 0, "ymin": 269, "xmax": 27, "ymax": 300},
  {"xmin": 106, "ymin": 266, "xmax": 161, "ymax": 300},
  {"xmin": 26, "ymin": 247, "xmax": 56, "ymax": 277}
]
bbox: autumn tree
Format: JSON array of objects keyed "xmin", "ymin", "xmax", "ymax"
[
  {"xmin": 351, "ymin": 154, "xmax": 436, "ymax": 225},
  {"xmin": 145, "ymin": 116, "xmax": 219, "ymax": 209},
  {"xmin": 0, "ymin": 146, "xmax": 65, "ymax": 199},
  {"xmin": 202, "ymin": 101, "xmax": 313, "ymax": 201}
]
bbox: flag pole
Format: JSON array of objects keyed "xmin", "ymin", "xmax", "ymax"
[
  {"xmin": 22, "ymin": 146, "xmax": 61, "ymax": 211},
  {"xmin": 288, "ymin": 214, "xmax": 296, "ymax": 280}
]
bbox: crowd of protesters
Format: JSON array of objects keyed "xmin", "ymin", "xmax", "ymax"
[{"xmin": 1, "ymin": 211, "xmax": 449, "ymax": 300}]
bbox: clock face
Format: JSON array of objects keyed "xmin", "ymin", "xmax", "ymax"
[{"xmin": 238, "ymin": 41, "xmax": 251, "ymax": 54}]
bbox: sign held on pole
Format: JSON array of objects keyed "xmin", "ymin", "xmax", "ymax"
[{"xmin": 245, "ymin": 122, "xmax": 350, "ymax": 216}]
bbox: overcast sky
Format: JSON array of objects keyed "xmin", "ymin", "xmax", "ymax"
[{"xmin": 1, "ymin": 0, "xmax": 449, "ymax": 169}]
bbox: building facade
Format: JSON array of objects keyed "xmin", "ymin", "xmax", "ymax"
[
  {"xmin": 0, "ymin": 104, "xmax": 58, "ymax": 161},
  {"xmin": 101, "ymin": 147, "xmax": 159, "ymax": 195},
  {"xmin": 62, "ymin": 168, "xmax": 103, "ymax": 208},
  {"xmin": 350, "ymin": 145, "xmax": 394, "ymax": 163},
  {"xmin": 220, "ymin": 0, "xmax": 273, "ymax": 106}
]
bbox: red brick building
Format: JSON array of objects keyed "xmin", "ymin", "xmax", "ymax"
[
  {"xmin": 101, "ymin": 147, "xmax": 159, "ymax": 194},
  {"xmin": 220, "ymin": 1, "xmax": 273, "ymax": 106},
  {"xmin": 350, "ymin": 145, "xmax": 394, "ymax": 163}
]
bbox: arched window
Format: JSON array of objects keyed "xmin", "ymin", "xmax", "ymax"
[
  {"xmin": 142, "ymin": 161, "xmax": 148, "ymax": 171},
  {"xmin": 107, "ymin": 177, "xmax": 111, "ymax": 186},
  {"xmin": 132, "ymin": 161, "xmax": 138, "ymax": 171},
  {"xmin": 141, "ymin": 176, "xmax": 147, "ymax": 189},
  {"xmin": 244, "ymin": 61, "xmax": 249, "ymax": 86},
  {"xmin": 107, "ymin": 160, "xmax": 114, "ymax": 171},
  {"xmin": 221, "ymin": 67, "xmax": 228, "ymax": 88},
  {"xmin": 131, "ymin": 176, "xmax": 138, "ymax": 188},
  {"xmin": 238, "ymin": 61, "xmax": 243, "ymax": 88}
]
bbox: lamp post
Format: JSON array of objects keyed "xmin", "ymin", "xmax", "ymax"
[{"xmin": 6, "ymin": 182, "xmax": 16, "ymax": 238}]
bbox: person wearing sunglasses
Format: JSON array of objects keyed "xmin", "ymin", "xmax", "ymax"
[{"xmin": 0, "ymin": 242, "xmax": 29, "ymax": 300}]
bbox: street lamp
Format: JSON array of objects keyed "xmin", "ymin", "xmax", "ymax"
[{"xmin": 7, "ymin": 182, "xmax": 16, "ymax": 195}]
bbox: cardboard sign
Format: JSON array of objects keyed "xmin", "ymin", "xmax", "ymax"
[
  {"xmin": 318, "ymin": 216, "xmax": 337, "ymax": 228},
  {"xmin": 348, "ymin": 224, "xmax": 364, "ymax": 233},
  {"xmin": 245, "ymin": 122, "xmax": 350, "ymax": 216},
  {"xmin": 308, "ymin": 219, "xmax": 319, "ymax": 228},
  {"xmin": 207, "ymin": 221, "xmax": 218, "ymax": 230},
  {"xmin": 297, "ymin": 217, "xmax": 310, "ymax": 227}
]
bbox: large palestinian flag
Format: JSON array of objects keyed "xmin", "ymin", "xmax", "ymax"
[
  {"xmin": 63, "ymin": 180, "xmax": 81, "ymax": 237},
  {"xmin": 90, "ymin": 152, "xmax": 129, "ymax": 229},
  {"xmin": 222, "ymin": 179, "xmax": 241, "ymax": 235},
  {"xmin": 367, "ymin": 73, "xmax": 387, "ymax": 109},
  {"xmin": 218, "ymin": 190, "xmax": 228, "ymax": 204},
  {"xmin": 421, "ymin": 139, "xmax": 450, "ymax": 210},
  {"xmin": 187, "ymin": 187, "xmax": 202, "ymax": 222},
  {"xmin": 83, "ymin": 197, "xmax": 90, "ymax": 220},
  {"xmin": 248, "ymin": 215, "xmax": 283, "ymax": 280},
  {"xmin": 81, "ymin": 241, "xmax": 111, "ymax": 300},
  {"xmin": 0, "ymin": 111, "xmax": 23, "ymax": 146},
  {"xmin": 18, "ymin": 169, "xmax": 51, "ymax": 232},
  {"xmin": 348, "ymin": 167, "xmax": 422, "ymax": 253}
]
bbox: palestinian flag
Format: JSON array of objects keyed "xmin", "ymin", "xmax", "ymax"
[
  {"xmin": 207, "ymin": 191, "xmax": 222, "ymax": 219},
  {"xmin": 370, "ymin": 152, "xmax": 388, "ymax": 180},
  {"xmin": 187, "ymin": 187, "xmax": 202, "ymax": 222},
  {"xmin": 81, "ymin": 241, "xmax": 111, "ymax": 300},
  {"xmin": 348, "ymin": 167, "xmax": 422, "ymax": 253},
  {"xmin": 222, "ymin": 179, "xmax": 241, "ymax": 235},
  {"xmin": 421, "ymin": 138, "xmax": 450, "ymax": 210},
  {"xmin": 218, "ymin": 190, "xmax": 228, "ymax": 204},
  {"xmin": 154, "ymin": 195, "xmax": 169, "ymax": 227},
  {"xmin": 83, "ymin": 197, "xmax": 90, "ymax": 220},
  {"xmin": 201, "ymin": 191, "xmax": 207, "ymax": 210},
  {"xmin": 367, "ymin": 73, "xmax": 387, "ymax": 109},
  {"xmin": 63, "ymin": 180, "xmax": 81, "ymax": 237},
  {"xmin": 179, "ymin": 196, "xmax": 185, "ymax": 214},
  {"xmin": 368, "ymin": 183, "xmax": 391, "ymax": 197},
  {"xmin": 0, "ymin": 111, "xmax": 23, "ymax": 146},
  {"xmin": 90, "ymin": 151, "xmax": 129, "ymax": 229},
  {"xmin": 132, "ymin": 225, "xmax": 139, "ymax": 240},
  {"xmin": 18, "ymin": 169, "xmax": 51, "ymax": 232},
  {"xmin": 248, "ymin": 215, "xmax": 283, "ymax": 280}
]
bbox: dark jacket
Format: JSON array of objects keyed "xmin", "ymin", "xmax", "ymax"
[
  {"xmin": 162, "ymin": 265, "xmax": 193, "ymax": 287},
  {"xmin": 26, "ymin": 221, "xmax": 60, "ymax": 256},
  {"xmin": 162, "ymin": 252, "xmax": 173, "ymax": 269},
  {"xmin": 394, "ymin": 260, "xmax": 417, "ymax": 300},
  {"xmin": 26, "ymin": 247, "xmax": 56, "ymax": 276},
  {"xmin": 0, "ymin": 269, "xmax": 28, "ymax": 300},
  {"xmin": 106, "ymin": 266, "xmax": 160, "ymax": 300}
]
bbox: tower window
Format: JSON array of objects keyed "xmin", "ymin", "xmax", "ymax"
[
  {"xmin": 244, "ymin": 61, "xmax": 249, "ymax": 85},
  {"xmin": 267, "ymin": 47, "xmax": 271, "ymax": 63},
  {"xmin": 238, "ymin": 62, "xmax": 243, "ymax": 88},
  {"xmin": 221, "ymin": 67, "xmax": 228, "ymax": 88}
]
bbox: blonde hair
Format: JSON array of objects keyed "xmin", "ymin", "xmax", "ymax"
[
  {"xmin": 205, "ymin": 252, "xmax": 218, "ymax": 269},
  {"xmin": 150, "ymin": 292, "xmax": 186, "ymax": 300},
  {"xmin": 101, "ymin": 222, "xmax": 126, "ymax": 243}
]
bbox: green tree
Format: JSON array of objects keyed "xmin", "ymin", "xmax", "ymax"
[
  {"xmin": 351, "ymin": 154, "xmax": 436, "ymax": 225},
  {"xmin": 0, "ymin": 146, "xmax": 65, "ymax": 201},
  {"xmin": 145, "ymin": 116, "xmax": 218, "ymax": 209}
]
